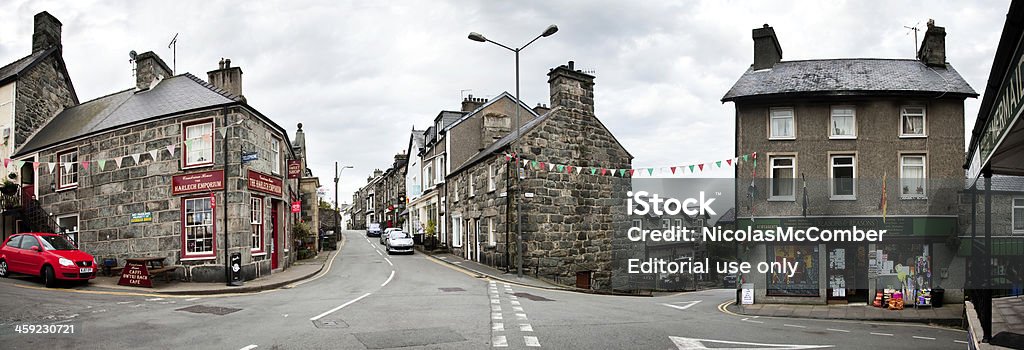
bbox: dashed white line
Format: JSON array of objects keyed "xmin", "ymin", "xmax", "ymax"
[
  {"xmin": 524, "ymin": 336, "xmax": 540, "ymax": 347},
  {"xmin": 146, "ymin": 298, "xmax": 165, "ymax": 301},
  {"xmin": 870, "ymin": 332, "xmax": 894, "ymax": 337},
  {"xmin": 492, "ymin": 323, "xmax": 504, "ymax": 331},
  {"xmin": 492, "ymin": 313, "xmax": 503, "ymax": 320},
  {"xmin": 310, "ymin": 292, "xmax": 372, "ymax": 321},
  {"xmin": 954, "ymin": 340, "xmax": 968, "ymax": 344},
  {"xmin": 516, "ymin": 313, "xmax": 528, "ymax": 320},
  {"xmin": 513, "ymin": 306, "xmax": 524, "ymax": 312},
  {"xmin": 240, "ymin": 345, "xmax": 258, "ymax": 350},
  {"xmin": 491, "ymin": 305, "xmax": 502, "ymax": 312},
  {"xmin": 381, "ymin": 270, "xmax": 395, "ymax": 287},
  {"xmin": 185, "ymin": 297, "xmax": 200, "ymax": 302},
  {"xmin": 913, "ymin": 336, "xmax": 935, "ymax": 340},
  {"xmin": 826, "ymin": 328, "xmax": 850, "ymax": 333},
  {"xmin": 746, "ymin": 320, "xmax": 764, "ymax": 324},
  {"xmin": 783, "ymin": 324, "xmax": 807, "ymax": 329},
  {"xmin": 384, "ymin": 258, "xmax": 393, "ymax": 266},
  {"xmin": 520, "ymin": 324, "xmax": 534, "ymax": 332},
  {"xmin": 493, "ymin": 335, "xmax": 508, "ymax": 347},
  {"xmin": 376, "ymin": 250, "xmax": 383, "ymax": 256},
  {"xmin": 491, "ymin": 299, "xmax": 500, "ymax": 304},
  {"xmin": 511, "ymin": 300, "xmax": 521, "ymax": 306}
]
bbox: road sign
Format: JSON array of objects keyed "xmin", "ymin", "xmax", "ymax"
[{"xmin": 242, "ymin": 151, "xmax": 258, "ymax": 163}]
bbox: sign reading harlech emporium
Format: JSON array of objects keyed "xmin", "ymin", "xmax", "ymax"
[
  {"xmin": 172, "ymin": 170, "xmax": 225, "ymax": 195},
  {"xmin": 287, "ymin": 159, "xmax": 302, "ymax": 179},
  {"xmin": 248, "ymin": 169, "xmax": 283, "ymax": 196}
]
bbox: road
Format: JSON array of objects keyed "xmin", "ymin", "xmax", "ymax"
[{"xmin": 0, "ymin": 230, "xmax": 968, "ymax": 349}]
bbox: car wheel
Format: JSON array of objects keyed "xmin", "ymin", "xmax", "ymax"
[
  {"xmin": 0, "ymin": 259, "xmax": 8, "ymax": 278},
  {"xmin": 42, "ymin": 265, "xmax": 57, "ymax": 288}
]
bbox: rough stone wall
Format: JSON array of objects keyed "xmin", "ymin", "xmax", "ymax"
[
  {"xmin": 14, "ymin": 54, "xmax": 76, "ymax": 147},
  {"xmin": 35, "ymin": 107, "xmax": 294, "ymax": 282},
  {"xmin": 446, "ymin": 155, "xmax": 511, "ymax": 268}
]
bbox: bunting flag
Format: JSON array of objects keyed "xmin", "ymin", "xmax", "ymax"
[
  {"xmin": 647, "ymin": 168, "xmax": 654, "ymax": 176},
  {"xmin": 726, "ymin": 159, "xmax": 733, "ymax": 166},
  {"xmin": 47, "ymin": 162, "xmax": 56, "ymax": 174},
  {"xmin": 716, "ymin": 161, "xmax": 722, "ymax": 168},
  {"xmin": 148, "ymin": 149, "xmax": 159, "ymax": 161},
  {"xmin": 671, "ymin": 167, "xmax": 677, "ymax": 174},
  {"xmin": 698, "ymin": 164, "xmax": 704, "ymax": 171},
  {"xmin": 590, "ymin": 167, "xmax": 597, "ymax": 175},
  {"xmin": 13, "ymin": 160, "xmax": 24, "ymax": 169},
  {"xmin": 576, "ymin": 167, "xmax": 583, "ymax": 175},
  {"xmin": 32, "ymin": 162, "xmax": 40, "ymax": 171},
  {"xmin": 689, "ymin": 165, "xmax": 695, "ymax": 173},
  {"xmin": 131, "ymin": 153, "xmax": 141, "ymax": 164},
  {"xmin": 547, "ymin": 163, "xmax": 555, "ymax": 171},
  {"xmin": 166, "ymin": 145, "xmax": 176, "ymax": 157},
  {"xmin": 620, "ymin": 169, "xmax": 628, "ymax": 177},
  {"xmin": 505, "ymin": 152, "xmax": 757, "ymax": 178},
  {"xmin": 113, "ymin": 157, "xmax": 123, "ymax": 169},
  {"xmin": 2, "ymin": 159, "xmax": 9, "ymax": 168},
  {"xmin": 97, "ymin": 159, "xmax": 107, "ymax": 171},
  {"xmin": 81, "ymin": 161, "xmax": 90, "ymax": 171},
  {"xmin": 600, "ymin": 168, "xmax": 607, "ymax": 176}
]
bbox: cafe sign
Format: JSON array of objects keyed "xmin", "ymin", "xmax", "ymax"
[
  {"xmin": 118, "ymin": 261, "xmax": 153, "ymax": 288},
  {"xmin": 248, "ymin": 170, "xmax": 283, "ymax": 196},
  {"xmin": 172, "ymin": 170, "xmax": 225, "ymax": 195},
  {"xmin": 287, "ymin": 159, "xmax": 302, "ymax": 179}
]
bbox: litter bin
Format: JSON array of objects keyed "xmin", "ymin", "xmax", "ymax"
[
  {"xmin": 932, "ymin": 287, "xmax": 944, "ymax": 307},
  {"xmin": 228, "ymin": 252, "xmax": 244, "ymax": 286},
  {"xmin": 576, "ymin": 271, "xmax": 593, "ymax": 289}
]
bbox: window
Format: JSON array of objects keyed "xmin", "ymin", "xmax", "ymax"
[
  {"xmin": 674, "ymin": 219, "xmax": 683, "ymax": 228},
  {"xmin": 488, "ymin": 217, "xmax": 496, "ymax": 246},
  {"xmin": 900, "ymin": 106, "xmax": 926, "ymax": 137},
  {"xmin": 183, "ymin": 197, "xmax": 215, "ymax": 257},
  {"xmin": 632, "ymin": 219, "xmax": 642, "ymax": 230},
  {"xmin": 769, "ymin": 108, "xmax": 795, "ymax": 139},
  {"xmin": 830, "ymin": 106, "xmax": 856, "ymax": 138},
  {"xmin": 453, "ymin": 181, "xmax": 459, "ymax": 202},
  {"xmin": 662, "ymin": 219, "xmax": 671, "ymax": 229},
  {"xmin": 425, "ymin": 161, "xmax": 434, "ymax": 187},
  {"xmin": 56, "ymin": 214, "xmax": 79, "ymax": 247},
  {"xmin": 488, "ymin": 164, "xmax": 496, "ymax": 192},
  {"xmin": 183, "ymin": 120, "xmax": 214, "ymax": 167},
  {"xmin": 251, "ymin": 197, "xmax": 264, "ymax": 252},
  {"xmin": 830, "ymin": 155, "xmax": 856, "ymax": 199},
  {"xmin": 452, "ymin": 216, "xmax": 462, "ymax": 247},
  {"xmin": 438, "ymin": 157, "xmax": 446, "ymax": 183},
  {"xmin": 900, "ymin": 155, "xmax": 927, "ymax": 198},
  {"xmin": 1013, "ymin": 198, "xmax": 1024, "ymax": 233},
  {"xmin": 469, "ymin": 173, "xmax": 476, "ymax": 197},
  {"xmin": 270, "ymin": 137, "xmax": 281, "ymax": 174},
  {"xmin": 56, "ymin": 149, "xmax": 78, "ymax": 190},
  {"xmin": 769, "ymin": 156, "xmax": 796, "ymax": 200}
]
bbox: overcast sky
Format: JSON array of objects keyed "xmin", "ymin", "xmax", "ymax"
[{"xmin": 0, "ymin": 0, "xmax": 1010, "ymax": 205}]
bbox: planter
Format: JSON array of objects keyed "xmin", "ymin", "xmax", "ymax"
[
  {"xmin": 424, "ymin": 236, "xmax": 437, "ymax": 251},
  {"xmin": 0, "ymin": 184, "xmax": 17, "ymax": 196}
]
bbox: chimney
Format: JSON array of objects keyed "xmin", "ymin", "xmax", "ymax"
[
  {"xmin": 32, "ymin": 12, "xmax": 62, "ymax": 53},
  {"xmin": 461, "ymin": 94, "xmax": 486, "ymax": 112},
  {"xmin": 294, "ymin": 122, "xmax": 306, "ymax": 161},
  {"xmin": 208, "ymin": 58, "xmax": 245, "ymax": 101},
  {"xmin": 532, "ymin": 103, "xmax": 550, "ymax": 116},
  {"xmin": 752, "ymin": 24, "xmax": 783, "ymax": 70},
  {"xmin": 373, "ymin": 169, "xmax": 383, "ymax": 178},
  {"xmin": 917, "ymin": 19, "xmax": 946, "ymax": 67},
  {"xmin": 547, "ymin": 60, "xmax": 596, "ymax": 115},
  {"xmin": 134, "ymin": 51, "xmax": 172, "ymax": 91}
]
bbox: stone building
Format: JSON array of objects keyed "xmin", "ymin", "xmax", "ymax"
[
  {"xmin": 723, "ymin": 23, "xmax": 977, "ymax": 304},
  {"xmin": 445, "ymin": 61, "xmax": 632, "ymax": 290},
  {"xmin": 292, "ymin": 123, "xmax": 321, "ymax": 249},
  {"xmin": 0, "ymin": 12, "xmax": 303, "ymax": 282},
  {"xmin": 403, "ymin": 129, "xmax": 425, "ymax": 234}
]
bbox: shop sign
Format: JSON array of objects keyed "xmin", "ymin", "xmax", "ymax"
[
  {"xmin": 741, "ymin": 283, "xmax": 754, "ymax": 305},
  {"xmin": 172, "ymin": 170, "xmax": 225, "ymax": 195},
  {"xmin": 287, "ymin": 159, "xmax": 302, "ymax": 179},
  {"xmin": 975, "ymin": 49, "xmax": 1024, "ymax": 177},
  {"xmin": 291, "ymin": 201, "xmax": 301, "ymax": 213},
  {"xmin": 248, "ymin": 170, "xmax": 283, "ymax": 196},
  {"xmin": 118, "ymin": 261, "xmax": 152, "ymax": 288},
  {"xmin": 130, "ymin": 212, "xmax": 153, "ymax": 224}
]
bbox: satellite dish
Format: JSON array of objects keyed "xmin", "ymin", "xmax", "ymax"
[{"xmin": 129, "ymin": 50, "xmax": 137, "ymax": 60}]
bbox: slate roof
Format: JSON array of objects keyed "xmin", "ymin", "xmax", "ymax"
[
  {"xmin": 438, "ymin": 111, "xmax": 464, "ymax": 129},
  {"xmin": 16, "ymin": 73, "xmax": 238, "ymax": 156},
  {"xmin": 0, "ymin": 49, "xmax": 49, "ymax": 85},
  {"xmin": 722, "ymin": 59, "xmax": 978, "ymax": 101},
  {"xmin": 451, "ymin": 106, "xmax": 561, "ymax": 175},
  {"xmin": 964, "ymin": 175, "xmax": 1024, "ymax": 192},
  {"xmin": 442, "ymin": 92, "xmax": 539, "ymax": 132}
]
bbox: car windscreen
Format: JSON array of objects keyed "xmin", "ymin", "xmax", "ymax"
[
  {"xmin": 389, "ymin": 231, "xmax": 411, "ymax": 239},
  {"xmin": 39, "ymin": 235, "xmax": 77, "ymax": 250}
]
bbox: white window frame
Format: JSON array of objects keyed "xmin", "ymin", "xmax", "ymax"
[
  {"xmin": 899, "ymin": 153, "xmax": 927, "ymax": 199},
  {"xmin": 488, "ymin": 164, "xmax": 496, "ymax": 192},
  {"xmin": 674, "ymin": 219, "xmax": 683, "ymax": 228},
  {"xmin": 469, "ymin": 172, "xmax": 476, "ymax": 197},
  {"xmin": 453, "ymin": 181, "xmax": 459, "ymax": 202},
  {"xmin": 182, "ymin": 196, "xmax": 215, "ymax": 258},
  {"xmin": 829, "ymin": 154, "xmax": 857, "ymax": 200},
  {"xmin": 768, "ymin": 107, "xmax": 796, "ymax": 140},
  {"xmin": 56, "ymin": 214, "xmax": 80, "ymax": 247},
  {"xmin": 452, "ymin": 215, "xmax": 463, "ymax": 247},
  {"xmin": 488, "ymin": 217, "xmax": 496, "ymax": 246},
  {"xmin": 251, "ymin": 196, "xmax": 264, "ymax": 253},
  {"xmin": 183, "ymin": 119, "xmax": 215, "ymax": 168},
  {"xmin": 56, "ymin": 148, "xmax": 78, "ymax": 190},
  {"xmin": 768, "ymin": 155, "xmax": 796, "ymax": 201},
  {"xmin": 661, "ymin": 218, "xmax": 671, "ymax": 229},
  {"xmin": 1013, "ymin": 198, "xmax": 1024, "ymax": 234},
  {"xmin": 899, "ymin": 106, "xmax": 927, "ymax": 138},
  {"xmin": 438, "ymin": 156, "xmax": 446, "ymax": 184},
  {"xmin": 270, "ymin": 137, "xmax": 281, "ymax": 175},
  {"xmin": 829, "ymin": 106, "xmax": 856, "ymax": 139}
]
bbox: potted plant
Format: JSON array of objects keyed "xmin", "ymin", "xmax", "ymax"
[
  {"xmin": 424, "ymin": 219, "xmax": 437, "ymax": 251},
  {"xmin": 293, "ymin": 221, "xmax": 315, "ymax": 259},
  {"xmin": 0, "ymin": 173, "xmax": 18, "ymax": 196}
]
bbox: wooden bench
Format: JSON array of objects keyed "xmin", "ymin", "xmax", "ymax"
[{"xmin": 147, "ymin": 266, "xmax": 178, "ymax": 282}]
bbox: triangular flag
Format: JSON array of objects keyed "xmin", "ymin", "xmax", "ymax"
[
  {"xmin": 2, "ymin": 159, "xmax": 9, "ymax": 168},
  {"xmin": 548, "ymin": 163, "xmax": 555, "ymax": 171},
  {"xmin": 47, "ymin": 162, "xmax": 56, "ymax": 174},
  {"xmin": 114, "ymin": 157, "xmax": 123, "ymax": 168},
  {"xmin": 81, "ymin": 161, "xmax": 90, "ymax": 171},
  {"xmin": 131, "ymin": 153, "xmax": 141, "ymax": 164},
  {"xmin": 13, "ymin": 160, "xmax": 24, "ymax": 169},
  {"xmin": 538, "ymin": 161, "xmax": 545, "ymax": 170},
  {"xmin": 32, "ymin": 162, "xmax": 41, "ymax": 171},
  {"xmin": 166, "ymin": 145, "xmax": 176, "ymax": 157},
  {"xmin": 619, "ymin": 169, "xmax": 626, "ymax": 177},
  {"xmin": 689, "ymin": 165, "xmax": 695, "ymax": 173},
  {"xmin": 97, "ymin": 159, "xmax": 107, "ymax": 171},
  {"xmin": 566, "ymin": 166, "xmax": 573, "ymax": 174},
  {"xmin": 716, "ymin": 161, "xmax": 722, "ymax": 168},
  {"xmin": 576, "ymin": 167, "xmax": 583, "ymax": 175},
  {"xmin": 671, "ymin": 167, "xmax": 677, "ymax": 174},
  {"xmin": 557, "ymin": 164, "xmax": 564, "ymax": 172},
  {"xmin": 590, "ymin": 167, "xmax": 597, "ymax": 175},
  {"xmin": 742, "ymin": 155, "xmax": 749, "ymax": 162},
  {"xmin": 149, "ymin": 149, "xmax": 159, "ymax": 161},
  {"xmin": 217, "ymin": 129, "xmax": 225, "ymax": 137},
  {"xmin": 628, "ymin": 169, "xmax": 636, "ymax": 177},
  {"xmin": 698, "ymin": 164, "xmax": 705, "ymax": 171},
  {"xmin": 726, "ymin": 159, "xmax": 733, "ymax": 166},
  {"xmin": 600, "ymin": 168, "xmax": 607, "ymax": 176},
  {"xmin": 522, "ymin": 159, "xmax": 529, "ymax": 167},
  {"xmin": 63, "ymin": 163, "xmax": 72, "ymax": 172},
  {"xmin": 531, "ymin": 160, "xmax": 538, "ymax": 169},
  {"xmin": 647, "ymin": 168, "xmax": 654, "ymax": 176}
]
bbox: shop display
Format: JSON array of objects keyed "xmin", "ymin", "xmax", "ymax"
[{"xmin": 767, "ymin": 245, "xmax": 819, "ymax": 296}]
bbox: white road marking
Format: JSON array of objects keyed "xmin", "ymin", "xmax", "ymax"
[
  {"xmin": 746, "ymin": 320, "xmax": 765, "ymax": 324},
  {"xmin": 784, "ymin": 324, "xmax": 807, "ymax": 328},
  {"xmin": 492, "ymin": 323, "xmax": 504, "ymax": 331},
  {"xmin": 503, "ymin": 283, "xmax": 511, "ymax": 288},
  {"xmin": 240, "ymin": 345, "xmax": 258, "ymax": 350},
  {"xmin": 513, "ymin": 306, "xmax": 524, "ymax": 312},
  {"xmin": 492, "ymin": 313, "xmax": 503, "ymax": 320},
  {"xmin": 493, "ymin": 335, "xmax": 508, "ymax": 347},
  {"xmin": 661, "ymin": 300, "xmax": 702, "ymax": 311},
  {"xmin": 492, "ymin": 305, "xmax": 502, "ymax": 311},
  {"xmin": 185, "ymin": 297, "xmax": 200, "ymax": 301},
  {"xmin": 385, "ymin": 258, "xmax": 393, "ymax": 266},
  {"xmin": 509, "ymin": 295, "xmax": 518, "ymax": 300},
  {"xmin": 912, "ymin": 336, "xmax": 935, "ymax": 340},
  {"xmin": 309, "ymin": 292, "xmax": 372, "ymax": 321},
  {"xmin": 524, "ymin": 336, "xmax": 540, "ymax": 347},
  {"xmin": 954, "ymin": 340, "xmax": 968, "ymax": 344},
  {"xmin": 376, "ymin": 250, "xmax": 383, "ymax": 256},
  {"xmin": 381, "ymin": 270, "xmax": 396, "ymax": 287},
  {"xmin": 826, "ymin": 328, "xmax": 850, "ymax": 333},
  {"xmin": 669, "ymin": 337, "xmax": 831, "ymax": 350},
  {"xmin": 870, "ymin": 332, "xmax": 894, "ymax": 336},
  {"xmin": 520, "ymin": 324, "xmax": 534, "ymax": 332},
  {"xmin": 511, "ymin": 301, "xmax": 521, "ymax": 306},
  {"xmin": 491, "ymin": 299, "xmax": 500, "ymax": 304},
  {"xmin": 116, "ymin": 301, "xmax": 132, "ymax": 304},
  {"xmin": 146, "ymin": 298, "xmax": 165, "ymax": 301},
  {"xmin": 516, "ymin": 313, "xmax": 528, "ymax": 320}
]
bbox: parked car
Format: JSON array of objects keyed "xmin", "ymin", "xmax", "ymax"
[
  {"xmin": 380, "ymin": 228, "xmax": 400, "ymax": 245},
  {"xmin": 0, "ymin": 233, "xmax": 97, "ymax": 287},
  {"xmin": 385, "ymin": 230, "xmax": 414, "ymax": 255},
  {"xmin": 366, "ymin": 223, "xmax": 383, "ymax": 237}
]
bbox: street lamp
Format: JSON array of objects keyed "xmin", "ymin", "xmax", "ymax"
[
  {"xmin": 468, "ymin": 24, "xmax": 558, "ymax": 278},
  {"xmin": 223, "ymin": 115, "xmax": 245, "ymax": 286},
  {"xmin": 335, "ymin": 163, "xmax": 354, "ymax": 238}
]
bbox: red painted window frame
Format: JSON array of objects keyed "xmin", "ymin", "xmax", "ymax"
[
  {"xmin": 180, "ymin": 195, "xmax": 217, "ymax": 259},
  {"xmin": 181, "ymin": 118, "xmax": 215, "ymax": 169}
]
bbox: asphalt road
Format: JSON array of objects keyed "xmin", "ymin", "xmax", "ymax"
[{"xmin": 0, "ymin": 230, "xmax": 969, "ymax": 349}]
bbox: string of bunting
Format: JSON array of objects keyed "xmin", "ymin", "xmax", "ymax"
[
  {"xmin": 1, "ymin": 133, "xmax": 218, "ymax": 174},
  {"xmin": 497, "ymin": 152, "xmax": 758, "ymax": 177}
]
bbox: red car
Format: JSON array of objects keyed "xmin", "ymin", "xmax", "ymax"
[{"xmin": 0, "ymin": 233, "xmax": 96, "ymax": 287}]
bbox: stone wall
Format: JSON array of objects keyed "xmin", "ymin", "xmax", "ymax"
[
  {"xmin": 446, "ymin": 155, "xmax": 511, "ymax": 268},
  {"xmin": 14, "ymin": 54, "xmax": 76, "ymax": 147}
]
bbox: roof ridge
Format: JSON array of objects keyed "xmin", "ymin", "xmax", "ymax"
[
  {"xmin": 182, "ymin": 72, "xmax": 244, "ymax": 102},
  {"xmin": 779, "ymin": 58, "xmax": 922, "ymax": 63}
]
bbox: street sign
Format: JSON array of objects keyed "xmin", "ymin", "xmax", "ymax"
[
  {"xmin": 130, "ymin": 212, "xmax": 153, "ymax": 223},
  {"xmin": 291, "ymin": 201, "xmax": 301, "ymax": 213},
  {"xmin": 741, "ymin": 283, "xmax": 754, "ymax": 305},
  {"xmin": 241, "ymin": 151, "xmax": 258, "ymax": 163},
  {"xmin": 287, "ymin": 159, "xmax": 302, "ymax": 179}
]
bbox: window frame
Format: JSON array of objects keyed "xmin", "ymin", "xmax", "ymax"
[
  {"xmin": 1012, "ymin": 198, "xmax": 1024, "ymax": 234},
  {"xmin": 182, "ymin": 119, "xmax": 216, "ymax": 169},
  {"xmin": 270, "ymin": 137, "xmax": 282, "ymax": 175},
  {"xmin": 56, "ymin": 214, "xmax": 80, "ymax": 247},
  {"xmin": 768, "ymin": 154, "xmax": 797, "ymax": 201},
  {"xmin": 488, "ymin": 164, "xmax": 496, "ymax": 192},
  {"xmin": 899, "ymin": 153, "xmax": 928, "ymax": 199},
  {"xmin": 181, "ymin": 195, "xmax": 216, "ymax": 259},
  {"xmin": 829, "ymin": 106, "xmax": 857, "ymax": 139},
  {"xmin": 56, "ymin": 147, "xmax": 79, "ymax": 190},
  {"xmin": 899, "ymin": 106, "xmax": 927, "ymax": 138},
  {"xmin": 661, "ymin": 218, "xmax": 671, "ymax": 229},
  {"xmin": 453, "ymin": 180, "xmax": 459, "ymax": 202},
  {"xmin": 451, "ymin": 215, "xmax": 463, "ymax": 247},
  {"xmin": 251, "ymin": 196, "xmax": 265, "ymax": 253},
  {"xmin": 768, "ymin": 107, "xmax": 796, "ymax": 140},
  {"xmin": 829, "ymin": 153, "xmax": 857, "ymax": 200},
  {"xmin": 487, "ymin": 217, "xmax": 496, "ymax": 247},
  {"xmin": 469, "ymin": 172, "xmax": 476, "ymax": 197}
]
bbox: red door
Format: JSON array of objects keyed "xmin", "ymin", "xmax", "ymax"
[{"xmin": 271, "ymin": 204, "xmax": 279, "ymax": 269}]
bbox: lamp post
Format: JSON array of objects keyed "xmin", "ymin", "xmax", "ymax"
[
  {"xmin": 223, "ymin": 115, "xmax": 245, "ymax": 286},
  {"xmin": 335, "ymin": 163, "xmax": 354, "ymax": 238},
  {"xmin": 468, "ymin": 24, "xmax": 558, "ymax": 278}
]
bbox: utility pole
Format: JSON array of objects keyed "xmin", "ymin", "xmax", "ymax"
[{"xmin": 335, "ymin": 162, "xmax": 339, "ymax": 236}]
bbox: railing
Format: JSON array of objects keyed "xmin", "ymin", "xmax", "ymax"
[{"xmin": 0, "ymin": 192, "xmax": 21, "ymax": 210}]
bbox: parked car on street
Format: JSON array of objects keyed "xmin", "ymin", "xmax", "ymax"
[
  {"xmin": 380, "ymin": 228, "xmax": 400, "ymax": 245},
  {"xmin": 385, "ymin": 230, "xmax": 414, "ymax": 255},
  {"xmin": 0, "ymin": 233, "xmax": 97, "ymax": 287},
  {"xmin": 366, "ymin": 223, "xmax": 383, "ymax": 237}
]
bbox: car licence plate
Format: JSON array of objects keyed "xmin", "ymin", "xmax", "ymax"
[{"xmin": 80, "ymin": 267, "xmax": 93, "ymax": 273}]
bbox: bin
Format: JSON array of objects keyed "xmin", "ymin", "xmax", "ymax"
[
  {"xmin": 932, "ymin": 287, "xmax": 944, "ymax": 307},
  {"xmin": 576, "ymin": 271, "xmax": 593, "ymax": 289}
]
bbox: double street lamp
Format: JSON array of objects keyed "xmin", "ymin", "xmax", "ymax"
[{"xmin": 468, "ymin": 24, "xmax": 558, "ymax": 278}]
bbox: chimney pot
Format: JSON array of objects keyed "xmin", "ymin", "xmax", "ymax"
[
  {"xmin": 208, "ymin": 58, "xmax": 244, "ymax": 100},
  {"xmin": 568, "ymin": 61, "xmax": 575, "ymax": 70}
]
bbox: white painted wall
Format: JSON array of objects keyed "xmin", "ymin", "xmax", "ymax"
[{"xmin": 0, "ymin": 82, "xmax": 15, "ymax": 161}]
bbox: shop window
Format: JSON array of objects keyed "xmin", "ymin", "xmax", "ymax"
[
  {"xmin": 56, "ymin": 214, "xmax": 79, "ymax": 247},
  {"xmin": 183, "ymin": 120, "xmax": 214, "ymax": 168},
  {"xmin": 1014, "ymin": 198, "xmax": 1024, "ymax": 234},
  {"xmin": 767, "ymin": 245, "xmax": 819, "ymax": 296},
  {"xmin": 769, "ymin": 156, "xmax": 796, "ymax": 200},
  {"xmin": 251, "ymin": 197, "xmax": 264, "ymax": 253},
  {"xmin": 900, "ymin": 106, "xmax": 926, "ymax": 137},
  {"xmin": 182, "ymin": 197, "xmax": 215, "ymax": 257},
  {"xmin": 830, "ymin": 155, "xmax": 856, "ymax": 199},
  {"xmin": 900, "ymin": 155, "xmax": 926, "ymax": 199},
  {"xmin": 830, "ymin": 106, "xmax": 856, "ymax": 138},
  {"xmin": 769, "ymin": 108, "xmax": 795, "ymax": 140},
  {"xmin": 56, "ymin": 149, "xmax": 78, "ymax": 190},
  {"xmin": 875, "ymin": 244, "xmax": 931, "ymax": 292}
]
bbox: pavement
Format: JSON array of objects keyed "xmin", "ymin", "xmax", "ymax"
[
  {"xmin": 424, "ymin": 251, "xmax": 589, "ymax": 292},
  {"xmin": 728, "ymin": 301, "xmax": 965, "ymax": 326},
  {"xmin": 993, "ymin": 295, "xmax": 1024, "ymax": 339}
]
